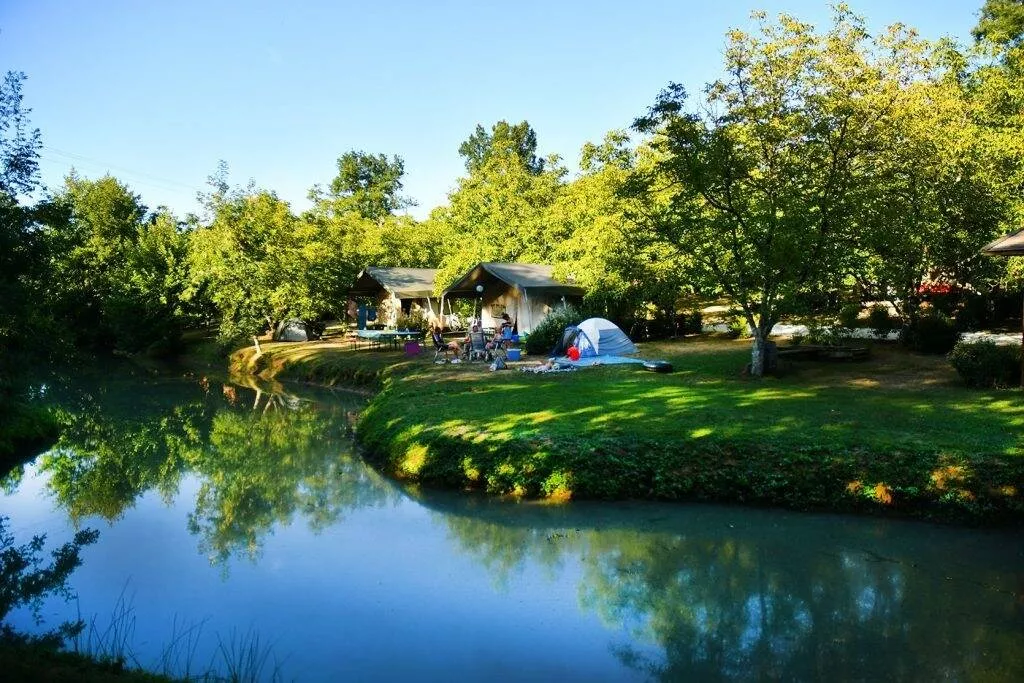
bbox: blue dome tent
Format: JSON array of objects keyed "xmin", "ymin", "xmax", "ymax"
[{"xmin": 552, "ymin": 317, "xmax": 636, "ymax": 358}]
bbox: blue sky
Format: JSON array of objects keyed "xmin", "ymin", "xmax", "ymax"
[{"xmin": 1, "ymin": 1, "xmax": 982, "ymax": 219}]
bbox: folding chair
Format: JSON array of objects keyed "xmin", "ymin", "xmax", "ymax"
[
  {"xmin": 468, "ymin": 331, "xmax": 490, "ymax": 362},
  {"xmin": 431, "ymin": 330, "xmax": 454, "ymax": 363}
]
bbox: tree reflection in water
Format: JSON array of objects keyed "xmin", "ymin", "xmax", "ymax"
[
  {"xmin": 35, "ymin": 372, "xmax": 396, "ymax": 566},
  {"xmin": 434, "ymin": 500, "xmax": 1023, "ymax": 681}
]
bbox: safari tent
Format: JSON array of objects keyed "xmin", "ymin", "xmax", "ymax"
[
  {"xmin": 442, "ymin": 262, "xmax": 585, "ymax": 334},
  {"xmin": 348, "ymin": 267, "xmax": 441, "ymax": 327}
]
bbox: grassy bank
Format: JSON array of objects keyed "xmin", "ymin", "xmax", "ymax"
[
  {"xmin": 229, "ymin": 340, "xmax": 409, "ymax": 389},
  {"xmin": 233, "ymin": 337, "xmax": 1024, "ymax": 523},
  {"xmin": 0, "ymin": 636, "xmax": 172, "ymax": 683}
]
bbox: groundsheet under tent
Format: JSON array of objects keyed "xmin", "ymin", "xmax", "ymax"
[{"xmin": 555, "ymin": 355, "xmax": 645, "ymax": 367}]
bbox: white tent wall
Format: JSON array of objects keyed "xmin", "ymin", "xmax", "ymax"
[
  {"xmin": 373, "ymin": 293, "xmax": 437, "ymax": 328},
  {"xmin": 481, "ymin": 289, "xmax": 562, "ymax": 333}
]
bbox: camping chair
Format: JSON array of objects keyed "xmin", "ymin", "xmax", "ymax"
[
  {"xmin": 468, "ymin": 331, "xmax": 490, "ymax": 362},
  {"xmin": 431, "ymin": 330, "xmax": 453, "ymax": 363}
]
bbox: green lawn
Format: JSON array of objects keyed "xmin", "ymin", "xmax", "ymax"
[{"xmin": 236, "ymin": 337, "xmax": 1024, "ymax": 523}]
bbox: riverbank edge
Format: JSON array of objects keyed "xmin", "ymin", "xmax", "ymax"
[
  {"xmin": 0, "ymin": 401, "xmax": 60, "ymax": 475},
  {"xmin": 0, "ymin": 633, "xmax": 173, "ymax": 683},
  {"xmin": 230, "ymin": 345, "xmax": 1024, "ymax": 526}
]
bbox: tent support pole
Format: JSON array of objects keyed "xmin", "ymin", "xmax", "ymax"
[{"xmin": 524, "ymin": 289, "xmax": 532, "ymax": 333}]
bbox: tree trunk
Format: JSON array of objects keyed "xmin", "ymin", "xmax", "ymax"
[
  {"xmin": 750, "ymin": 332, "xmax": 766, "ymax": 377},
  {"xmin": 252, "ymin": 336, "xmax": 262, "ymax": 355},
  {"xmin": 748, "ymin": 318, "xmax": 774, "ymax": 377}
]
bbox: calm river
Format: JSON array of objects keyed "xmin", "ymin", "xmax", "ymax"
[{"xmin": 2, "ymin": 367, "xmax": 1023, "ymax": 681}]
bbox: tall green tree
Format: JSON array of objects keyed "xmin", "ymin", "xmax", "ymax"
[
  {"xmin": 188, "ymin": 187, "xmax": 315, "ymax": 345},
  {"xmin": 971, "ymin": 1, "xmax": 1024, "ymax": 296},
  {"xmin": 549, "ymin": 132, "xmax": 691, "ymax": 326},
  {"xmin": 431, "ymin": 144, "xmax": 564, "ymax": 289},
  {"xmin": 853, "ymin": 42, "xmax": 1008, "ymax": 320},
  {"xmin": 973, "ymin": 0, "xmax": 1024, "ymax": 47},
  {"xmin": 632, "ymin": 8, "xmax": 934, "ymax": 375},
  {"xmin": 39, "ymin": 174, "xmax": 190, "ymax": 352},
  {"xmin": 319, "ymin": 150, "xmax": 411, "ymax": 221},
  {"xmin": 0, "ymin": 72, "xmax": 45, "ymax": 398},
  {"xmin": 458, "ymin": 120, "xmax": 545, "ymax": 175}
]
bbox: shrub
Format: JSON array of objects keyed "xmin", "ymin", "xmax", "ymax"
[
  {"xmin": 949, "ymin": 340, "xmax": 1021, "ymax": 388},
  {"xmin": 867, "ymin": 304, "xmax": 896, "ymax": 338},
  {"xmin": 725, "ymin": 317, "xmax": 749, "ymax": 339},
  {"xmin": 679, "ymin": 310, "xmax": 703, "ymax": 335},
  {"xmin": 900, "ymin": 311, "xmax": 960, "ymax": 354},
  {"xmin": 806, "ymin": 325, "xmax": 847, "ymax": 346},
  {"xmin": 837, "ymin": 303, "xmax": 862, "ymax": 329},
  {"xmin": 952, "ymin": 292, "xmax": 989, "ymax": 331},
  {"xmin": 524, "ymin": 306, "xmax": 584, "ymax": 355},
  {"xmin": 395, "ymin": 309, "xmax": 427, "ymax": 332}
]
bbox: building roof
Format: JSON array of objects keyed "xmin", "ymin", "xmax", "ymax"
[
  {"xmin": 443, "ymin": 262, "xmax": 586, "ymax": 298},
  {"xmin": 350, "ymin": 267, "xmax": 439, "ymax": 298},
  {"xmin": 982, "ymin": 229, "xmax": 1024, "ymax": 256}
]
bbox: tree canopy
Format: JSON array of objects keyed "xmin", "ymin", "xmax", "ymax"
[{"xmin": 458, "ymin": 120, "xmax": 545, "ymax": 175}]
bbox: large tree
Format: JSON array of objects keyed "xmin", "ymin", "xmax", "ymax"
[
  {"xmin": 973, "ymin": 0, "xmax": 1024, "ymax": 48},
  {"xmin": 431, "ymin": 142, "xmax": 564, "ymax": 289},
  {"xmin": 632, "ymin": 9, "xmax": 938, "ymax": 375},
  {"xmin": 320, "ymin": 150, "xmax": 411, "ymax": 221},
  {"xmin": 39, "ymin": 173, "xmax": 193, "ymax": 352},
  {"xmin": 0, "ymin": 71, "xmax": 44, "ymax": 397},
  {"xmin": 458, "ymin": 120, "xmax": 545, "ymax": 175},
  {"xmin": 853, "ymin": 43, "xmax": 1008, "ymax": 321},
  {"xmin": 548, "ymin": 131, "xmax": 691, "ymax": 325},
  {"xmin": 188, "ymin": 187, "xmax": 315, "ymax": 345}
]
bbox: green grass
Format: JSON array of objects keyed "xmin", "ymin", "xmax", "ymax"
[
  {"xmin": 230, "ymin": 336, "xmax": 1024, "ymax": 523},
  {"xmin": 229, "ymin": 340, "xmax": 412, "ymax": 388}
]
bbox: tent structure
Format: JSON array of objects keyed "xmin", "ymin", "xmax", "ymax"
[
  {"xmin": 273, "ymin": 319, "xmax": 311, "ymax": 342},
  {"xmin": 553, "ymin": 318, "xmax": 636, "ymax": 358},
  {"xmin": 442, "ymin": 262, "xmax": 585, "ymax": 333},
  {"xmin": 349, "ymin": 267, "xmax": 440, "ymax": 327},
  {"xmin": 981, "ymin": 229, "xmax": 1024, "ymax": 386}
]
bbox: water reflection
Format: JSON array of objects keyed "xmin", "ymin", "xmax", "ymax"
[
  {"xmin": 32, "ymin": 370, "xmax": 397, "ymax": 565},
  {"xmin": 427, "ymin": 496, "xmax": 1024, "ymax": 681},
  {"xmin": 4, "ymin": 368, "xmax": 1022, "ymax": 680}
]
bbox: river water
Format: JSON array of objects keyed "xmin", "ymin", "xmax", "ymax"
[{"xmin": 2, "ymin": 368, "xmax": 1022, "ymax": 681}]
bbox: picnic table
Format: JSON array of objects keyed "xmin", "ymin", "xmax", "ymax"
[{"xmin": 352, "ymin": 329, "xmax": 424, "ymax": 351}]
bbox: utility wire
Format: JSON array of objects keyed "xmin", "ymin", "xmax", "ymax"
[{"xmin": 40, "ymin": 145, "xmax": 206, "ymax": 195}]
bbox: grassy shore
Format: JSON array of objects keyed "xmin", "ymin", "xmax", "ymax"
[{"xmin": 233, "ymin": 337, "xmax": 1024, "ymax": 524}]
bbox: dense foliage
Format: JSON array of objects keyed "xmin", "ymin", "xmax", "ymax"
[
  {"xmin": 523, "ymin": 306, "xmax": 584, "ymax": 355},
  {"xmin": 3, "ymin": 1, "xmax": 1024, "ymax": 374},
  {"xmin": 949, "ymin": 339, "xmax": 1022, "ymax": 387}
]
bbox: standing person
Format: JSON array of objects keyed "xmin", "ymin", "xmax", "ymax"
[{"xmin": 488, "ymin": 313, "xmax": 513, "ymax": 352}]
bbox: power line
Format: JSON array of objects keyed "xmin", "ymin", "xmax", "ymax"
[{"xmin": 40, "ymin": 145, "xmax": 206, "ymax": 195}]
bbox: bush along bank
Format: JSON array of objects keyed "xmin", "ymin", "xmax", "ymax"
[{"xmin": 356, "ymin": 382, "xmax": 1024, "ymax": 526}]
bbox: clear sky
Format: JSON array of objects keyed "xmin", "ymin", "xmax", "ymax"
[{"xmin": 1, "ymin": 0, "xmax": 982, "ymax": 219}]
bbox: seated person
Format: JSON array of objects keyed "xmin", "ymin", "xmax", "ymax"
[
  {"xmin": 464, "ymin": 323, "xmax": 480, "ymax": 349},
  {"xmin": 488, "ymin": 313, "xmax": 513, "ymax": 351},
  {"xmin": 432, "ymin": 324, "xmax": 460, "ymax": 356}
]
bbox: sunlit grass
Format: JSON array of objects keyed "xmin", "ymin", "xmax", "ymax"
[{"xmin": 231, "ymin": 335, "xmax": 1024, "ymax": 521}]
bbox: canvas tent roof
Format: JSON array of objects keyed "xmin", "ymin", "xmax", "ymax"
[
  {"xmin": 350, "ymin": 267, "xmax": 439, "ymax": 298},
  {"xmin": 443, "ymin": 262, "xmax": 585, "ymax": 297},
  {"xmin": 982, "ymin": 229, "xmax": 1024, "ymax": 256}
]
